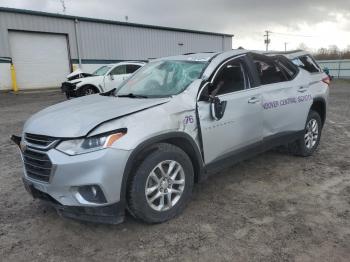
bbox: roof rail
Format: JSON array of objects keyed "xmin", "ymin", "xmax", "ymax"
[
  {"xmin": 182, "ymin": 51, "xmax": 217, "ymax": 55},
  {"xmin": 265, "ymin": 49, "xmax": 304, "ymax": 55}
]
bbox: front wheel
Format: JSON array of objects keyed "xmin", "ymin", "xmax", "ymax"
[
  {"xmin": 127, "ymin": 143, "xmax": 194, "ymax": 223},
  {"xmin": 290, "ymin": 110, "xmax": 322, "ymax": 157},
  {"xmin": 79, "ymin": 85, "xmax": 98, "ymax": 96}
]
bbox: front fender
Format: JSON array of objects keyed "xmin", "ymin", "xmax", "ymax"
[{"xmin": 119, "ymin": 132, "xmax": 204, "ymax": 203}]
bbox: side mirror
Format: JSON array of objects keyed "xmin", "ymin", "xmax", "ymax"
[
  {"xmin": 109, "ymin": 74, "xmax": 114, "ymax": 80},
  {"xmin": 210, "ymin": 96, "xmax": 227, "ymax": 121}
]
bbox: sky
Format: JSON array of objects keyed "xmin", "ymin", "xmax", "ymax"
[{"xmin": 1, "ymin": 0, "xmax": 349, "ymax": 52}]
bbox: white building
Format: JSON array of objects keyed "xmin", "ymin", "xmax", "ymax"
[{"xmin": 0, "ymin": 7, "xmax": 233, "ymax": 90}]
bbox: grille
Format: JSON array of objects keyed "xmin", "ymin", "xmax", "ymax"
[
  {"xmin": 25, "ymin": 133, "xmax": 57, "ymax": 148},
  {"xmin": 23, "ymin": 149, "xmax": 52, "ymax": 182},
  {"xmin": 61, "ymin": 82, "xmax": 76, "ymax": 92},
  {"xmin": 23, "ymin": 133, "xmax": 58, "ymax": 183}
]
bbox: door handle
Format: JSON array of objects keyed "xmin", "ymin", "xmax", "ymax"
[
  {"xmin": 298, "ymin": 86, "xmax": 308, "ymax": 93},
  {"xmin": 248, "ymin": 97, "xmax": 260, "ymax": 104}
]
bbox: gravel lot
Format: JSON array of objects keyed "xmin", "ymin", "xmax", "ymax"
[{"xmin": 1, "ymin": 80, "xmax": 350, "ymax": 262}]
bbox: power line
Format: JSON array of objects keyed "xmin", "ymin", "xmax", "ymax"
[{"xmin": 270, "ymin": 31, "xmax": 315, "ymax": 38}]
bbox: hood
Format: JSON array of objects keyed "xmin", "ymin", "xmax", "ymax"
[
  {"xmin": 67, "ymin": 69, "xmax": 95, "ymax": 81},
  {"xmin": 24, "ymin": 95, "xmax": 170, "ymax": 138},
  {"xmin": 69, "ymin": 75, "xmax": 102, "ymax": 84},
  {"xmin": 67, "ymin": 68, "xmax": 84, "ymax": 79}
]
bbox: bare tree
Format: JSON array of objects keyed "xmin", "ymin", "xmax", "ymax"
[
  {"xmin": 313, "ymin": 45, "xmax": 349, "ymax": 60},
  {"xmin": 297, "ymin": 42, "xmax": 309, "ymax": 51}
]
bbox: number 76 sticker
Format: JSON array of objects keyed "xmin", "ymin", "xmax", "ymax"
[{"xmin": 183, "ymin": 115, "xmax": 194, "ymax": 125}]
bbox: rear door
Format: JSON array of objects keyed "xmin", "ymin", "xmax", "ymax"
[
  {"xmin": 253, "ymin": 55, "xmax": 312, "ymax": 137},
  {"xmin": 197, "ymin": 56, "xmax": 263, "ymax": 164}
]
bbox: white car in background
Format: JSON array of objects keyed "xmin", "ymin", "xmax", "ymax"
[{"xmin": 61, "ymin": 61, "xmax": 146, "ymax": 98}]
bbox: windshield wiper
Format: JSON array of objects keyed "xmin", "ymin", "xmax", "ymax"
[{"xmin": 116, "ymin": 93, "xmax": 149, "ymax": 98}]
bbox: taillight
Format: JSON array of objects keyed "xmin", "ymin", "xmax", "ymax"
[{"xmin": 322, "ymin": 76, "xmax": 331, "ymax": 86}]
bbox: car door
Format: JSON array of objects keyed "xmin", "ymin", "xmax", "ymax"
[
  {"xmin": 197, "ymin": 57, "xmax": 263, "ymax": 164},
  {"xmin": 255, "ymin": 56, "xmax": 312, "ymax": 138},
  {"xmin": 104, "ymin": 65, "xmax": 127, "ymax": 91}
]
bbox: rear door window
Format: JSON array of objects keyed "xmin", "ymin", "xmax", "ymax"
[
  {"xmin": 126, "ymin": 64, "xmax": 141, "ymax": 74},
  {"xmin": 110, "ymin": 65, "xmax": 126, "ymax": 75},
  {"xmin": 274, "ymin": 57, "xmax": 298, "ymax": 80},
  {"xmin": 254, "ymin": 59, "xmax": 288, "ymax": 85}
]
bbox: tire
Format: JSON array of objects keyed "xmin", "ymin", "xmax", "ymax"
[
  {"xmin": 127, "ymin": 143, "xmax": 194, "ymax": 223},
  {"xmin": 79, "ymin": 85, "xmax": 98, "ymax": 96},
  {"xmin": 290, "ymin": 110, "xmax": 322, "ymax": 157}
]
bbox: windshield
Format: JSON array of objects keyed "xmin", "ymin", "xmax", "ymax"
[
  {"xmin": 93, "ymin": 66, "xmax": 111, "ymax": 76},
  {"xmin": 116, "ymin": 60, "xmax": 207, "ymax": 97}
]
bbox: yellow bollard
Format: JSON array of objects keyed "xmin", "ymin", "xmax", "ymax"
[{"xmin": 10, "ymin": 63, "xmax": 18, "ymax": 92}]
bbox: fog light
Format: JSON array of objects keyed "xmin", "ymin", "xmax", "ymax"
[
  {"xmin": 78, "ymin": 185, "xmax": 107, "ymax": 204},
  {"xmin": 91, "ymin": 186, "xmax": 97, "ymax": 197}
]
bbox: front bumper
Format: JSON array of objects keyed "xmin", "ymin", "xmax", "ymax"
[
  {"xmin": 23, "ymin": 179, "xmax": 124, "ymax": 224},
  {"xmin": 61, "ymin": 82, "xmax": 79, "ymax": 98},
  {"xmin": 20, "ymin": 144, "xmax": 132, "ymax": 224}
]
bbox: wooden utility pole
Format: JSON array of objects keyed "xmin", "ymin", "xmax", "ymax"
[{"xmin": 264, "ymin": 30, "xmax": 271, "ymax": 51}]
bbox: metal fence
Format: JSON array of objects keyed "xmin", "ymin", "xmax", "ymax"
[{"xmin": 317, "ymin": 59, "xmax": 350, "ymax": 79}]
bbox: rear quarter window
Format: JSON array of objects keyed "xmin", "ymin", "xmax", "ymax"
[{"xmin": 292, "ymin": 55, "xmax": 321, "ymax": 73}]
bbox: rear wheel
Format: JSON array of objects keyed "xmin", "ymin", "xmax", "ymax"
[
  {"xmin": 290, "ymin": 110, "xmax": 322, "ymax": 157},
  {"xmin": 127, "ymin": 143, "xmax": 194, "ymax": 223}
]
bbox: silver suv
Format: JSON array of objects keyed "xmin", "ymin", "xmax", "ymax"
[{"xmin": 12, "ymin": 50, "xmax": 330, "ymax": 224}]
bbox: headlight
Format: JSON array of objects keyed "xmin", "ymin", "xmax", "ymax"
[{"xmin": 56, "ymin": 131, "xmax": 126, "ymax": 156}]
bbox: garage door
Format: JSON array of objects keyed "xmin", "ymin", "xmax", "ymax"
[{"xmin": 9, "ymin": 31, "xmax": 70, "ymax": 90}]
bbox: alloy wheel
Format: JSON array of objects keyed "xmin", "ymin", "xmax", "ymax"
[
  {"xmin": 145, "ymin": 160, "xmax": 185, "ymax": 211},
  {"xmin": 304, "ymin": 119, "xmax": 319, "ymax": 149},
  {"xmin": 85, "ymin": 88, "xmax": 95, "ymax": 95}
]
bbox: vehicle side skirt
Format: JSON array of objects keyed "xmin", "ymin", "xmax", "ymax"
[{"xmin": 204, "ymin": 130, "xmax": 304, "ymax": 175}]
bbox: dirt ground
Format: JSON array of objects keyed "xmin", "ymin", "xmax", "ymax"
[{"xmin": 1, "ymin": 80, "xmax": 350, "ymax": 262}]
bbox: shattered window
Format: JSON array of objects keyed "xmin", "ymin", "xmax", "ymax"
[
  {"xmin": 117, "ymin": 60, "xmax": 207, "ymax": 97},
  {"xmin": 292, "ymin": 55, "xmax": 320, "ymax": 73}
]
